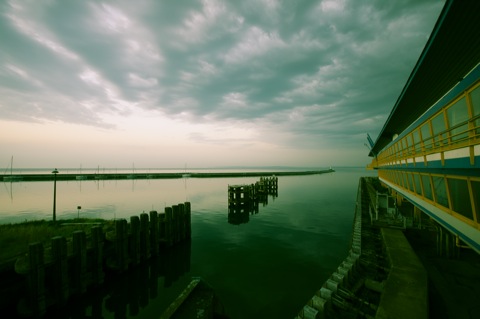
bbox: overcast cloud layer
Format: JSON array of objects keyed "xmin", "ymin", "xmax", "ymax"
[{"xmin": 0, "ymin": 0, "xmax": 445, "ymax": 168}]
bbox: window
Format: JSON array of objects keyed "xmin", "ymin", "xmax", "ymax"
[
  {"xmin": 432, "ymin": 176, "xmax": 449, "ymax": 208},
  {"xmin": 421, "ymin": 175, "xmax": 433, "ymax": 201},
  {"xmin": 403, "ymin": 172, "xmax": 409, "ymax": 190},
  {"xmin": 447, "ymin": 178, "xmax": 473, "ymax": 220},
  {"xmin": 409, "ymin": 174, "xmax": 415, "ymax": 192},
  {"xmin": 470, "ymin": 85, "xmax": 480, "ymax": 137},
  {"xmin": 471, "ymin": 85, "xmax": 480, "ymax": 116},
  {"xmin": 398, "ymin": 171, "xmax": 404, "ymax": 187},
  {"xmin": 471, "ymin": 180, "xmax": 480, "ymax": 223},
  {"xmin": 421, "ymin": 122, "xmax": 432, "ymax": 151},
  {"xmin": 413, "ymin": 129, "xmax": 422, "ymax": 154},
  {"xmin": 413, "ymin": 174, "xmax": 422, "ymax": 195},
  {"xmin": 447, "ymin": 97, "xmax": 469, "ymax": 142},
  {"xmin": 402, "ymin": 138, "xmax": 409, "ymax": 157},
  {"xmin": 431, "ymin": 112, "xmax": 446, "ymax": 147}
]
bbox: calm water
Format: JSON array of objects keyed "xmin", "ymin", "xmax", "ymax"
[{"xmin": 1, "ymin": 167, "xmax": 375, "ymax": 319}]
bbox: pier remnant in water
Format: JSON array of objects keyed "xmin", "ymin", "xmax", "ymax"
[{"xmin": 228, "ymin": 176, "xmax": 278, "ymax": 224}]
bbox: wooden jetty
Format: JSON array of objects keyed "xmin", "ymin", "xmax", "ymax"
[{"xmin": 12, "ymin": 202, "xmax": 192, "ymax": 318}]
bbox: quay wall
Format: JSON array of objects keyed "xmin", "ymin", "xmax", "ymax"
[{"xmin": 295, "ymin": 177, "xmax": 428, "ymax": 318}]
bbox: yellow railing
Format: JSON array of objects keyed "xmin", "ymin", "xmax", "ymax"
[
  {"xmin": 379, "ymin": 170, "xmax": 480, "ymax": 230},
  {"xmin": 372, "ymin": 82, "xmax": 480, "ymax": 168}
]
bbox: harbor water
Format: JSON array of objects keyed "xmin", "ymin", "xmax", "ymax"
[{"xmin": 1, "ymin": 167, "xmax": 376, "ymax": 318}]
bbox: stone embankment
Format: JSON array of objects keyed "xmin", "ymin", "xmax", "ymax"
[{"xmin": 295, "ymin": 177, "xmax": 428, "ymax": 319}]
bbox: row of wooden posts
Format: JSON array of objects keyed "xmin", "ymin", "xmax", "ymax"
[
  {"xmin": 18, "ymin": 202, "xmax": 191, "ymax": 318},
  {"xmin": 227, "ymin": 177, "xmax": 278, "ymax": 224},
  {"xmin": 227, "ymin": 176, "xmax": 278, "ymax": 209}
]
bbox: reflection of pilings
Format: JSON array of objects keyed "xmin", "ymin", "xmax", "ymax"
[
  {"xmin": 15, "ymin": 202, "xmax": 192, "ymax": 317},
  {"xmin": 95, "ymin": 241, "xmax": 191, "ymax": 319},
  {"xmin": 26, "ymin": 242, "xmax": 46, "ymax": 317},
  {"xmin": 228, "ymin": 208, "xmax": 252, "ymax": 225}
]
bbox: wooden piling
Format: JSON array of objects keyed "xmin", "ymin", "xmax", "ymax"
[
  {"xmin": 172, "ymin": 205, "xmax": 180, "ymax": 244},
  {"xmin": 27, "ymin": 242, "xmax": 46, "ymax": 317},
  {"xmin": 150, "ymin": 210, "xmax": 159, "ymax": 256},
  {"xmin": 178, "ymin": 204, "xmax": 185, "ymax": 241},
  {"xmin": 159, "ymin": 212, "xmax": 166, "ymax": 242},
  {"xmin": 91, "ymin": 226, "xmax": 104, "ymax": 285},
  {"xmin": 165, "ymin": 207, "xmax": 173, "ymax": 246},
  {"xmin": 72, "ymin": 231, "xmax": 87, "ymax": 294},
  {"xmin": 184, "ymin": 202, "xmax": 191, "ymax": 239},
  {"xmin": 140, "ymin": 213, "xmax": 151, "ymax": 260},
  {"xmin": 115, "ymin": 219, "xmax": 128, "ymax": 272},
  {"xmin": 130, "ymin": 216, "xmax": 140, "ymax": 265},
  {"xmin": 15, "ymin": 203, "xmax": 194, "ymax": 316},
  {"xmin": 51, "ymin": 236, "xmax": 69, "ymax": 304}
]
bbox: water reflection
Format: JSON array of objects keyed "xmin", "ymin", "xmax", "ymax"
[
  {"xmin": 2, "ymin": 168, "xmax": 378, "ymax": 319},
  {"xmin": 44, "ymin": 241, "xmax": 191, "ymax": 319}
]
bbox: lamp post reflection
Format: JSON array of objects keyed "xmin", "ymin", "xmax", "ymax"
[{"xmin": 52, "ymin": 168, "xmax": 59, "ymax": 223}]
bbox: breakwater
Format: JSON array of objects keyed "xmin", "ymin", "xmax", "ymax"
[
  {"xmin": 1, "ymin": 169, "xmax": 334, "ymax": 182},
  {"xmin": 9, "ymin": 202, "xmax": 191, "ymax": 318}
]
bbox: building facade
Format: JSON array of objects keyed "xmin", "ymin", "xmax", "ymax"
[{"xmin": 369, "ymin": 0, "xmax": 480, "ymax": 254}]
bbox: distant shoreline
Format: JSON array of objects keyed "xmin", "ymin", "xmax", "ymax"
[{"xmin": 1, "ymin": 168, "xmax": 335, "ymax": 182}]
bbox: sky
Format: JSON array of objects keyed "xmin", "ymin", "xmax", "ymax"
[{"xmin": 0, "ymin": 0, "xmax": 445, "ymax": 169}]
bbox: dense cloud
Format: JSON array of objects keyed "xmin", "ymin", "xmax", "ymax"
[{"xmin": 0, "ymin": 0, "xmax": 445, "ymax": 167}]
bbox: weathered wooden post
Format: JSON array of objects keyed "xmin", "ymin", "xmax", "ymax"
[
  {"xmin": 150, "ymin": 210, "xmax": 159, "ymax": 256},
  {"xmin": 165, "ymin": 207, "xmax": 173, "ymax": 247},
  {"xmin": 27, "ymin": 242, "xmax": 46, "ymax": 317},
  {"xmin": 178, "ymin": 204, "xmax": 185, "ymax": 241},
  {"xmin": 159, "ymin": 211, "xmax": 166, "ymax": 243},
  {"xmin": 172, "ymin": 205, "xmax": 180, "ymax": 244},
  {"xmin": 72, "ymin": 231, "xmax": 87, "ymax": 294},
  {"xmin": 140, "ymin": 213, "xmax": 150, "ymax": 260},
  {"xmin": 115, "ymin": 219, "xmax": 128, "ymax": 272},
  {"xmin": 130, "ymin": 216, "xmax": 140, "ymax": 265},
  {"xmin": 51, "ymin": 236, "xmax": 69, "ymax": 304},
  {"xmin": 185, "ymin": 202, "xmax": 191, "ymax": 239},
  {"xmin": 91, "ymin": 226, "xmax": 104, "ymax": 285}
]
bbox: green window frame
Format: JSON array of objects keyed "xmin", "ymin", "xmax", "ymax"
[
  {"xmin": 432, "ymin": 176, "xmax": 449, "ymax": 208},
  {"xmin": 447, "ymin": 178, "xmax": 473, "ymax": 220}
]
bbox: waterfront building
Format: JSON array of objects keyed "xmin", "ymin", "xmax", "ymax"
[{"xmin": 368, "ymin": 0, "xmax": 480, "ymax": 254}]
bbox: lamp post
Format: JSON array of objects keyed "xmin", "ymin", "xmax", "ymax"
[{"xmin": 52, "ymin": 168, "xmax": 59, "ymax": 223}]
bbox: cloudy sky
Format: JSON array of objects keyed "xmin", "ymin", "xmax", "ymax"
[{"xmin": 0, "ymin": 0, "xmax": 445, "ymax": 169}]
